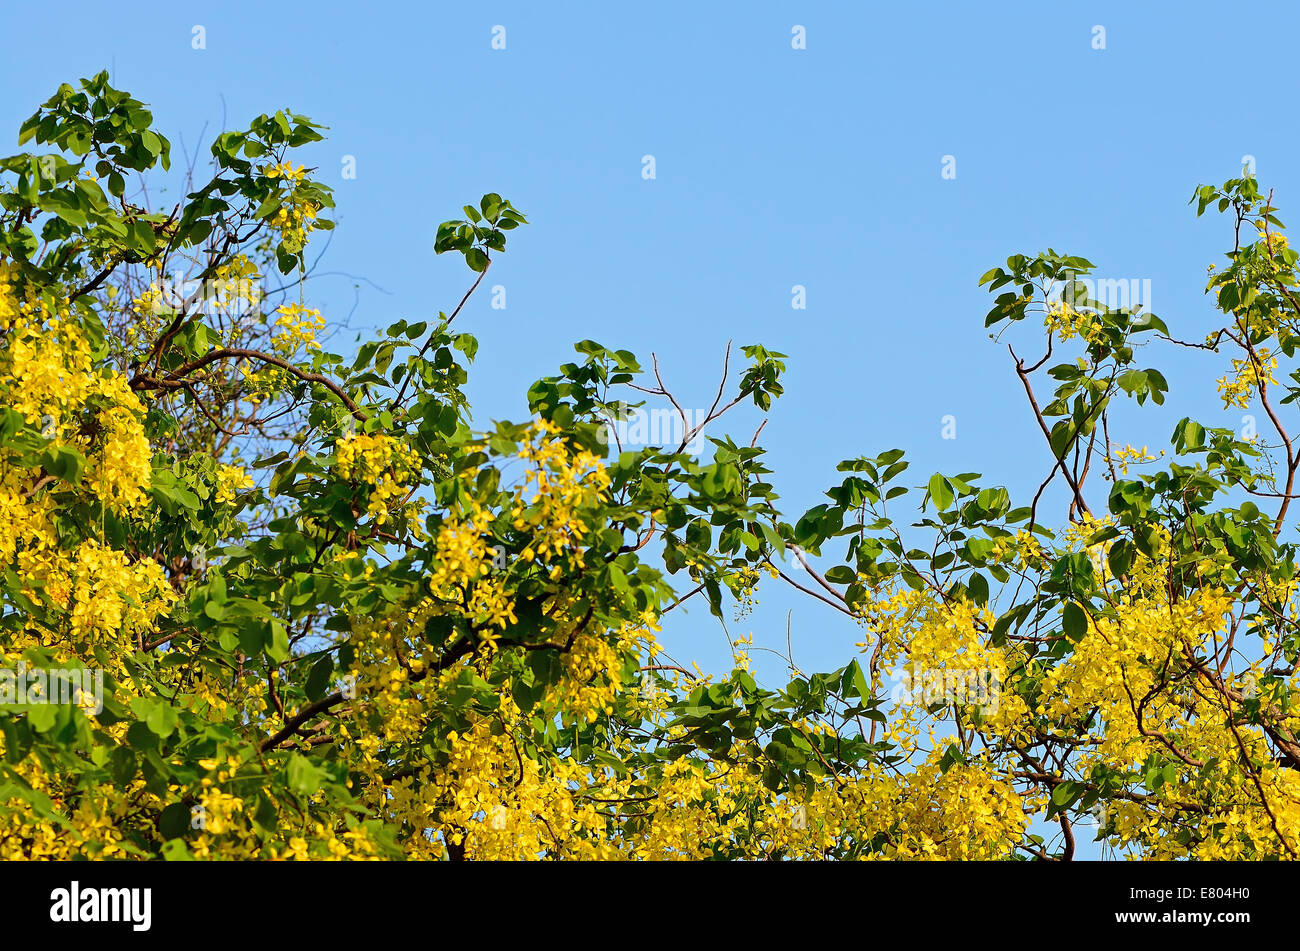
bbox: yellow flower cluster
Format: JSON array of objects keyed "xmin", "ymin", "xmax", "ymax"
[
  {"xmin": 214, "ymin": 463, "xmax": 253, "ymax": 504},
  {"xmin": 0, "ymin": 263, "xmax": 205, "ymax": 858},
  {"xmin": 1257, "ymin": 223, "xmax": 1289, "ymax": 254},
  {"xmin": 264, "ymin": 162, "xmax": 321, "ymax": 253},
  {"xmin": 265, "ymin": 161, "xmax": 308, "ymax": 184},
  {"xmin": 0, "ymin": 267, "xmax": 173, "ymax": 643},
  {"xmin": 334, "ymin": 432, "xmax": 418, "ymax": 524},
  {"xmin": 987, "ymin": 529, "xmax": 1045, "ymax": 569},
  {"xmin": 1109, "ymin": 443, "xmax": 1160, "ymax": 474},
  {"xmin": 63, "ymin": 541, "xmax": 176, "ymax": 650},
  {"xmin": 1, "ymin": 267, "xmax": 155, "ymax": 515},
  {"xmin": 212, "ymin": 254, "xmax": 262, "ymax": 309},
  {"xmin": 548, "ymin": 630, "xmax": 626, "ymax": 724},
  {"xmin": 1218, "ymin": 349, "xmax": 1278, "ymax": 409},
  {"xmin": 431, "ymin": 523, "xmax": 517, "ymax": 640},
  {"xmin": 197, "ymin": 787, "xmax": 244, "ymax": 836},
  {"xmin": 0, "ymin": 299, "xmax": 94, "ymax": 428},
  {"xmin": 85, "ymin": 399, "xmax": 154, "ymax": 510},
  {"xmin": 129, "ymin": 282, "xmax": 170, "ymax": 319},
  {"xmin": 1045, "ymin": 298, "xmax": 1106, "ymax": 345},
  {"xmin": 271, "ymin": 302, "xmax": 325, "ymax": 357},
  {"xmin": 731, "ymin": 566, "xmax": 761, "ymax": 620},
  {"xmin": 511, "ymin": 419, "xmax": 610, "ymax": 561}
]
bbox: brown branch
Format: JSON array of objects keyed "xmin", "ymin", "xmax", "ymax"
[
  {"xmin": 1010, "ymin": 345, "xmax": 1092, "ymax": 519},
  {"xmin": 134, "ymin": 347, "xmax": 365, "ymax": 421}
]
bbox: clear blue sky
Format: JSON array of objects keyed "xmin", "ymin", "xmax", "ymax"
[{"xmin": 4, "ymin": 0, "xmax": 1293, "ymax": 853}]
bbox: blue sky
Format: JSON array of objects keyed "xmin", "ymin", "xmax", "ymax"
[{"xmin": 3, "ymin": 0, "xmax": 1294, "ymax": 854}]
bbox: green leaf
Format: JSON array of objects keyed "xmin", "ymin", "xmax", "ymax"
[
  {"xmin": 265, "ymin": 620, "xmax": 290, "ymax": 663},
  {"xmin": 287, "ymin": 753, "xmax": 327, "ymax": 795},
  {"xmin": 159, "ymin": 802, "xmax": 191, "ymax": 839},
  {"xmin": 928, "ymin": 473, "xmax": 954, "ymax": 511},
  {"xmin": 146, "ymin": 702, "xmax": 179, "ymax": 738},
  {"xmin": 1062, "ymin": 601, "xmax": 1088, "ymax": 643},
  {"xmin": 40, "ymin": 445, "xmax": 85, "ymax": 484}
]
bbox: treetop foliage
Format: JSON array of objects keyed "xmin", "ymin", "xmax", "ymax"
[{"xmin": 1, "ymin": 72, "xmax": 1298, "ymax": 860}]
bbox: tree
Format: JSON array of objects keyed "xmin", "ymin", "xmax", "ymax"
[{"xmin": 0, "ymin": 73, "xmax": 1297, "ymax": 860}]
